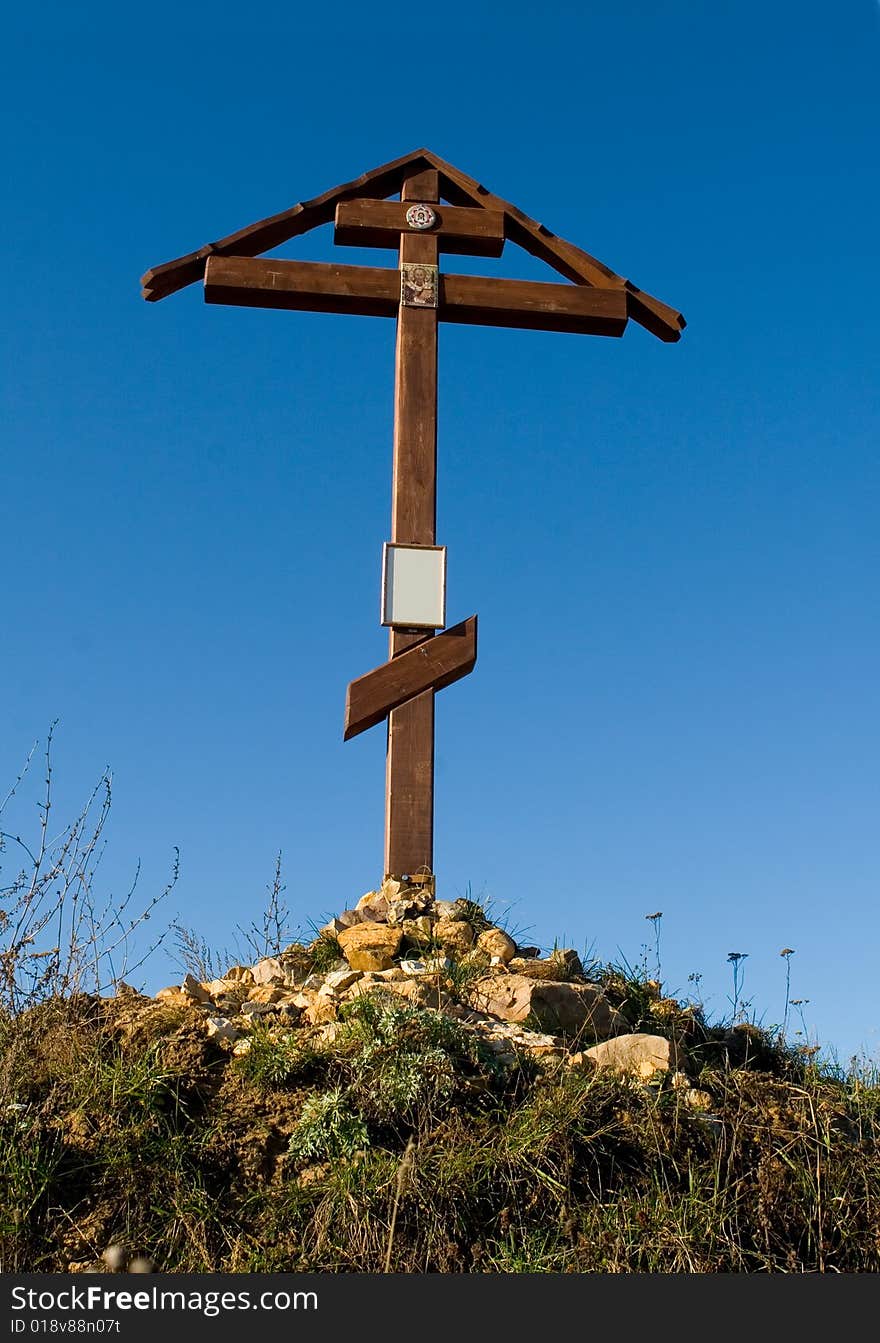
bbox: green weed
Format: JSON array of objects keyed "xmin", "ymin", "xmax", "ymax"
[{"xmin": 287, "ymin": 1089, "xmax": 369, "ymax": 1162}]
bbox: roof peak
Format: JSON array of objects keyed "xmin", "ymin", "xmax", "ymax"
[{"xmin": 140, "ymin": 150, "xmax": 684, "ymax": 341}]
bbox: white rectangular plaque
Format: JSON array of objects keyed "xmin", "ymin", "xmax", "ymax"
[{"xmin": 381, "ymin": 543, "xmax": 447, "ymax": 629}]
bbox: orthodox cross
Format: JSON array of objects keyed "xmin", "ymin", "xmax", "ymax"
[{"xmin": 142, "ymin": 149, "xmax": 684, "ymax": 883}]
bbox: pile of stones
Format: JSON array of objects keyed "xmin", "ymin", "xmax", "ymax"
[{"xmin": 146, "ymin": 876, "xmax": 706, "ymax": 1095}]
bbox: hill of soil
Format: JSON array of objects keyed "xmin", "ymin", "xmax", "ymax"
[{"xmin": 2, "ymin": 878, "xmax": 878, "ymax": 1273}]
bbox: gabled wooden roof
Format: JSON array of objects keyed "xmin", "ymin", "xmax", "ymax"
[{"xmin": 141, "ymin": 148, "xmax": 685, "ymax": 342}]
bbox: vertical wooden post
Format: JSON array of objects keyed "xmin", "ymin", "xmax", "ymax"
[{"xmin": 384, "ymin": 168, "xmax": 440, "ymax": 879}]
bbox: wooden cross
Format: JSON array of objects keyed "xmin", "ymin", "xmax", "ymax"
[{"xmin": 142, "ymin": 149, "xmax": 684, "ymax": 882}]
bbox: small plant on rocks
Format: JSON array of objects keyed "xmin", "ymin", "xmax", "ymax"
[
  {"xmin": 306, "ymin": 933, "xmax": 343, "ymax": 974},
  {"xmin": 237, "ymin": 1023, "xmax": 329, "ymax": 1089},
  {"xmin": 287, "ymin": 1088, "xmax": 369, "ymax": 1163},
  {"xmin": 336, "ymin": 993, "xmax": 497, "ymax": 1127}
]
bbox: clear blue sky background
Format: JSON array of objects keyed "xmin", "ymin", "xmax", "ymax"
[{"xmin": 3, "ymin": 1, "xmax": 878, "ymax": 1064}]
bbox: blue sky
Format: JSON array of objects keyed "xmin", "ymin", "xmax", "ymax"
[{"xmin": 3, "ymin": 1, "xmax": 878, "ymax": 1063}]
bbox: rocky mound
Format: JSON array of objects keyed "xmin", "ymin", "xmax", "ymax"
[{"xmin": 143, "ymin": 877, "xmax": 702, "ymax": 1092}]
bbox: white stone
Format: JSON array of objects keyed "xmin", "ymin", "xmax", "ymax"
[
  {"xmin": 355, "ymin": 890, "xmax": 390, "ymax": 922},
  {"xmin": 204, "ymin": 978, "xmax": 234, "ymax": 998},
  {"xmin": 251, "ymin": 957, "xmax": 285, "ymax": 986},
  {"xmin": 685, "ymin": 1088, "xmax": 713, "ymax": 1111},
  {"xmin": 434, "ymin": 900, "xmax": 464, "ymax": 921},
  {"xmin": 324, "ymin": 969, "xmax": 361, "ymax": 992},
  {"xmin": 206, "ymin": 1016, "xmax": 239, "ymax": 1042}
]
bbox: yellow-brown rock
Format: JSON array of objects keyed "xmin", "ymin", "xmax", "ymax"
[
  {"xmin": 470, "ymin": 975, "xmax": 625, "ymax": 1039},
  {"xmin": 507, "ymin": 958, "xmax": 559, "ymax": 980},
  {"xmin": 433, "ymin": 919, "xmax": 475, "ymax": 957},
  {"xmin": 302, "ymin": 994, "xmax": 338, "ymax": 1026},
  {"xmin": 247, "ymin": 985, "xmax": 285, "ymax": 1004},
  {"xmin": 155, "ymin": 987, "xmax": 198, "ymax": 1010},
  {"xmin": 182, "ymin": 974, "xmax": 212, "ymax": 1004},
  {"xmin": 401, "ymin": 916, "xmax": 434, "ymax": 946},
  {"xmin": 337, "ymin": 923, "xmax": 403, "ymax": 971},
  {"xmin": 582, "ymin": 1033, "xmax": 686, "ymax": 1080},
  {"xmin": 224, "ymin": 965, "xmax": 255, "ymax": 984},
  {"xmin": 385, "ymin": 978, "xmax": 447, "ymax": 1009},
  {"xmin": 476, "ymin": 928, "xmax": 517, "ymax": 963}
]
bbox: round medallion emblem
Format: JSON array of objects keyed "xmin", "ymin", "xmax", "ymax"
[{"xmin": 405, "ymin": 203, "xmax": 437, "ymax": 231}]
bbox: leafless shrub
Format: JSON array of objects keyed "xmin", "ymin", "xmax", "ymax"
[
  {"xmin": 0, "ymin": 723, "xmax": 177, "ymax": 1012},
  {"xmin": 168, "ymin": 851, "xmax": 293, "ymax": 983},
  {"xmin": 235, "ymin": 851, "xmax": 292, "ymax": 962},
  {"xmin": 168, "ymin": 922, "xmax": 230, "ymax": 983}
]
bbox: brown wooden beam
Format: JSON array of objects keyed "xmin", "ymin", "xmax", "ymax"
[
  {"xmin": 204, "ymin": 255, "xmax": 399, "ymax": 317},
  {"xmin": 141, "ymin": 148, "xmax": 436, "ymax": 302},
  {"xmin": 443, "ymin": 273, "xmax": 626, "ymax": 336},
  {"xmin": 334, "ymin": 199, "xmax": 505, "ymax": 257},
  {"xmin": 427, "ymin": 151, "xmax": 687, "ymax": 342},
  {"xmin": 345, "ymin": 616, "xmax": 478, "ymax": 741},
  {"xmin": 204, "ymin": 256, "xmax": 628, "ymax": 336},
  {"xmin": 384, "ymin": 168, "xmax": 441, "ymax": 880}
]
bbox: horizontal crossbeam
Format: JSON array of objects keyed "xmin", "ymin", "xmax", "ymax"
[
  {"xmin": 344, "ymin": 615, "xmax": 477, "ymax": 741},
  {"xmin": 204, "ymin": 257, "xmax": 628, "ymax": 337},
  {"xmin": 206, "ymin": 256, "xmax": 397, "ymax": 318},
  {"xmin": 334, "ymin": 199, "xmax": 505, "ymax": 256}
]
